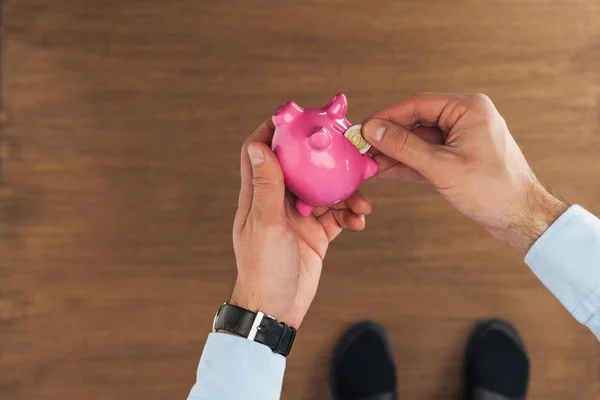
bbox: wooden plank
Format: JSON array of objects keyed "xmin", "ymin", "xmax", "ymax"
[{"xmin": 2, "ymin": 1, "xmax": 600, "ymax": 398}]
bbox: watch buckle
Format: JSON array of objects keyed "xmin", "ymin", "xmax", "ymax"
[
  {"xmin": 247, "ymin": 311, "xmax": 276, "ymax": 341},
  {"xmin": 247, "ymin": 311, "xmax": 264, "ymax": 341}
]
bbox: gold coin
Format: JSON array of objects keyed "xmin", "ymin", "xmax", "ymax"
[{"xmin": 344, "ymin": 124, "xmax": 371, "ymax": 154}]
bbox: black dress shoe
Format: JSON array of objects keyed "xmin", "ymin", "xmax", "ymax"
[
  {"xmin": 330, "ymin": 321, "xmax": 397, "ymax": 400},
  {"xmin": 465, "ymin": 319, "xmax": 530, "ymax": 400}
]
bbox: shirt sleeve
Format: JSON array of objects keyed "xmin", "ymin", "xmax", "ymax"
[
  {"xmin": 187, "ymin": 333, "xmax": 286, "ymax": 400},
  {"xmin": 525, "ymin": 205, "xmax": 600, "ymax": 340}
]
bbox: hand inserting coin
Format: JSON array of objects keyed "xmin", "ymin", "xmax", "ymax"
[{"xmin": 343, "ymin": 124, "xmax": 371, "ymax": 154}]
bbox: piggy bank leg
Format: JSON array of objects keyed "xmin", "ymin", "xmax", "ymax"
[
  {"xmin": 296, "ymin": 199, "xmax": 314, "ymax": 217},
  {"xmin": 364, "ymin": 156, "xmax": 379, "ymax": 179}
]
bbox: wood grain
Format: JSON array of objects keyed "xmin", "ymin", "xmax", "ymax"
[{"xmin": 2, "ymin": 1, "xmax": 600, "ymax": 399}]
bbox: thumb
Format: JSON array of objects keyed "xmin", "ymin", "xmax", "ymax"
[
  {"xmin": 247, "ymin": 142, "xmax": 286, "ymax": 221},
  {"xmin": 363, "ymin": 118, "xmax": 442, "ymax": 180}
]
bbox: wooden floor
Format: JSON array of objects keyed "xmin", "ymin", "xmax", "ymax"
[{"xmin": 2, "ymin": 1, "xmax": 600, "ymax": 399}]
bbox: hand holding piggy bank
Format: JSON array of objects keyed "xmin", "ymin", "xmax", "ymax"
[{"xmin": 272, "ymin": 94, "xmax": 379, "ymax": 216}]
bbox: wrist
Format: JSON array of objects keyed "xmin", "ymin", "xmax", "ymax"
[
  {"xmin": 230, "ymin": 285, "xmax": 304, "ymax": 328},
  {"xmin": 505, "ymin": 182, "xmax": 568, "ymax": 252},
  {"xmin": 213, "ymin": 303, "xmax": 297, "ymax": 356}
]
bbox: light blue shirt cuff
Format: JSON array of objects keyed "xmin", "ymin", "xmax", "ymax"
[
  {"xmin": 187, "ymin": 333, "xmax": 286, "ymax": 400},
  {"xmin": 525, "ymin": 205, "xmax": 600, "ymax": 339}
]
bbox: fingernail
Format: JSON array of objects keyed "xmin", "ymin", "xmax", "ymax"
[
  {"xmin": 364, "ymin": 120, "xmax": 386, "ymax": 143},
  {"xmin": 248, "ymin": 144, "xmax": 264, "ymax": 166},
  {"xmin": 360, "ymin": 215, "xmax": 366, "ymax": 223}
]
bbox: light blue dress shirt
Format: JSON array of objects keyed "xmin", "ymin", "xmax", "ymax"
[
  {"xmin": 525, "ymin": 205, "xmax": 600, "ymax": 337},
  {"xmin": 187, "ymin": 205, "xmax": 600, "ymax": 400}
]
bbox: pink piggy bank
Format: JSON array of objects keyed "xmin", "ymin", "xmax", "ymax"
[{"xmin": 271, "ymin": 93, "xmax": 379, "ymax": 217}]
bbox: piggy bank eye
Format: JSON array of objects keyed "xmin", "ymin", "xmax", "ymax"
[{"xmin": 308, "ymin": 127, "xmax": 333, "ymax": 150}]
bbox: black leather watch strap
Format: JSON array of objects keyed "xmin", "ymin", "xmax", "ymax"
[{"xmin": 213, "ymin": 303, "xmax": 296, "ymax": 357}]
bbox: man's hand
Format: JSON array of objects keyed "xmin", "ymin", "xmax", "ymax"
[
  {"xmin": 364, "ymin": 93, "xmax": 568, "ymax": 252},
  {"xmin": 231, "ymin": 121, "xmax": 372, "ymax": 328}
]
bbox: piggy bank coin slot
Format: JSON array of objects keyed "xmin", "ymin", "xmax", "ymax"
[{"xmin": 331, "ymin": 124, "xmax": 345, "ymax": 134}]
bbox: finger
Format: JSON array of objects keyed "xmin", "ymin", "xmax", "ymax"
[
  {"xmin": 312, "ymin": 191, "xmax": 372, "ymax": 217},
  {"xmin": 369, "ymin": 93, "xmax": 473, "ymax": 133},
  {"xmin": 363, "ymin": 118, "xmax": 440, "ymax": 178},
  {"xmin": 367, "ymin": 125, "xmax": 443, "ymax": 156},
  {"xmin": 317, "ymin": 210, "xmax": 366, "ymax": 242},
  {"xmin": 312, "ymin": 206, "xmax": 329, "ymax": 218},
  {"xmin": 370, "ymin": 126, "xmax": 443, "ymax": 179},
  {"xmin": 317, "ymin": 211, "xmax": 343, "ymax": 242},
  {"xmin": 344, "ymin": 190, "xmax": 372, "ymax": 216},
  {"xmin": 238, "ymin": 120, "xmax": 275, "ymax": 221},
  {"xmin": 412, "ymin": 126, "xmax": 445, "ymax": 145},
  {"xmin": 378, "ymin": 164, "xmax": 424, "ymax": 180},
  {"xmin": 373, "ymin": 153, "xmax": 399, "ymax": 172},
  {"xmin": 335, "ymin": 209, "xmax": 366, "ymax": 231},
  {"xmin": 247, "ymin": 141, "xmax": 286, "ymax": 223},
  {"xmin": 313, "ymin": 203, "xmax": 346, "ymax": 218},
  {"xmin": 373, "ymin": 154, "xmax": 424, "ymax": 180}
]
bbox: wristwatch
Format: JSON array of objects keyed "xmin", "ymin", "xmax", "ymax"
[{"xmin": 212, "ymin": 303, "xmax": 297, "ymax": 357}]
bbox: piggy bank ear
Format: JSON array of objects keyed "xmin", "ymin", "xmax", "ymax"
[
  {"xmin": 272, "ymin": 101, "xmax": 304, "ymax": 128},
  {"xmin": 325, "ymin": 93, "xmax": 348, "ymax": 119}
]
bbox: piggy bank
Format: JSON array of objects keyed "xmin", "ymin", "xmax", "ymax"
[{"xmin": 271, "ymin": 93, "xmax": 379, "ymax": 216}]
